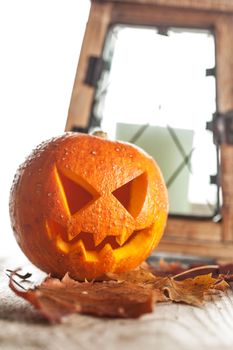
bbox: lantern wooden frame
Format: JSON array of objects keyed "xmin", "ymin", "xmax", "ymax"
[{"xmin": 66, "ymin": 0, "xmax": 233, "ymax": 261}]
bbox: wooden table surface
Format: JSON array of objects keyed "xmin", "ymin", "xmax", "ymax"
[{"xmin": 1, "ymin": 256, "xmax": 233, "ymax": 350}]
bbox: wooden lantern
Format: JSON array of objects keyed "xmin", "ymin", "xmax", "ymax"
[{"xmin": 65, "ymin": 0, "xmax": 233, "ymax": 262}]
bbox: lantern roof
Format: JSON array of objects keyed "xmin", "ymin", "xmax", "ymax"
[{"xmin": 91, "ymin": 0, "xmax": 233, "ymax": 13}]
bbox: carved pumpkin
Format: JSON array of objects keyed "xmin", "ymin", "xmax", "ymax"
[{"xmin": 10, "ymin": 133, "xmax": 168, "ymax": 280}]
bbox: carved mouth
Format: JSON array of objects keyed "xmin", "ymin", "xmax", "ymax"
[
  {"xmin": 68, "ymin": 230, "xmax": 139, "ymax": 251},
  {"xmin": 45, "ymin": 218, "xmax": 157, "ymax": 263},
  {"xmin": 46, "ymin": 219, "xmax": 139, "ymax": 252}
]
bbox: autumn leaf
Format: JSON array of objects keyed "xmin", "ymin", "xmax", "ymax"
[
  {"xmin": 109, "ymin": 269, "xmax": 229, "ymax": 306},
  {"xmin": 106, "ymin": 268, "xmax": 156, "ymax": 284},
  {"xmin": 9, "ymin": 272, "xmax": 155, "ymax": 323},
  {"xmin": 99, "ymin": 267, "xmax": 230, "ymax": 306},
  {"xmin": 106, "ymin": 268, "xmax": 167, "ymax": 302},
  {"xmin": 147, "ymin": 258, "xmax": 221, "ymax": 279},
  {"xmin": 154, "ymin": 274, "xmax": 229, "ymax": 306},
  {"xmin": 8, "ymin": 264, "xmax": 230, "ymax": 323}
]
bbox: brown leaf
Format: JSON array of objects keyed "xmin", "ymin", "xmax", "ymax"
[
  {"xmin": 154, "ymin": 274, "xmax": 229, "ymax": 306},
  {"xmin": 9, "ymin": 272, "xmax": 155, "ymax": 323},
  {"xmin": 108, "ymin": 270, "xmax": 230, "ymax": 306},
  {"xmin": 8, "ymin": 263, "xmax": 231, "ymax": 323},
  {"xmin": 218, "ymin": 263, "xmax": 233, "ymax": 276},
  {"xmin": 148, "ymin": 258, "xmax": 220, "ymax": 279},
  {"xmin": 106, "ymin": 268, "xmax": 156, "ymax": 284},
  {"xmin": 107, "ymin": 268, "xmax": 168, "ymax": 302},
  {"xmin": 147, "ymin": 258, "xmax": 185, "ymax": 277},
  {"xmin": 209, "ymin": 277, "xmax": 229, "ymax": 292}
]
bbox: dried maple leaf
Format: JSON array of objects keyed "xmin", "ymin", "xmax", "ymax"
[
  {"xmin": 173, "ymin": 265, "xmax": 220, "ymax": 281},
  {"xmin": 148, "ymin": 258, "xmax": 220, "ymax": 279},
  {"xmin": 153, "ymin": 274, "xmax": 229, "ymax": 306},
  {"xmin": 107, "ymin": 269, "xmax": 230, "ymax": 306},
  {"xmin": 8, "ymin": 263, "xmax": 231, "ymax": 324},
  {"xmin": 9, "ymin": 272, "xmax": 155, "ymax": 323},
  {"xmin": 106, "ymin": 268, "xmax": 156, "ymax": 284},
  {"xmin": 216, "ymin": 264, "xmax": 233, "ymax": 286},
  {"xmin": 107, "ymin": 268, "xmax": 167, "ymax": 302}
]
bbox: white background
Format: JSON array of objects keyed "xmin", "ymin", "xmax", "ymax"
[{"xmin": 0, "ymin": 0, "xmax": 90, "ymax": 256}]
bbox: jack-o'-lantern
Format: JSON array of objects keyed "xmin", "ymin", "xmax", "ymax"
[{"xmin": 10, "ymin": 133, "xmax": 168, "ymax": 280}]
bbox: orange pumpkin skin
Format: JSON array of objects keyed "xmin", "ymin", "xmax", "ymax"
[{"xmin": 10, "ymin": 133, "xmax": 168, "ymax": 280}]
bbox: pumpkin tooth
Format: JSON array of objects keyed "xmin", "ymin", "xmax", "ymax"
[
  {"xmin": 93, "ymin": 233, "xmax": 107, "ymax": 247},
  {"xmin": 115, "ymin": 227, "xmax": 131, "ymax": 246},
  {"xmin": 55, "ymin": 236, "xmax": 70, "ymax": 253},
  {"xmin": 99, "ymin": 243, "xmax": 116, "ymax": 270},
  {"xmin": 72, "ymin": 240, "xmax": 87, "ymax": 260},
  {"xmin": 99, "ymin": 243, "xmax": 115, "ymax": 260},
  {"xmin": 67, "ymin": 225, "xmax": 82, "ymax": 242},
  {"xmin": 100, "ymin": 243, "xmax": 114, "ymax": 255}
]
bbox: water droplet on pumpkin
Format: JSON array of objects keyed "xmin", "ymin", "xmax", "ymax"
[
  {"xmin": 91, "ymin": 150, "xmax": 97, "ymax": 155},
  {"xmin": 129, "ymin": 154, "xmax": 133, "ymax": 158},
  {"xmin": 38, "ymin": 168, "xmax": 42, "ymax": 172},
  {"xmin": 60, "ymin": 214, "xmax": 64, "ymax": 219},
  {"xmin": 115, "ymin": 147, "xmax": 120, "ymax": 152},
  {"xmin": 47, "ymin": 192, "xmax": 52, "ymax": 197}
]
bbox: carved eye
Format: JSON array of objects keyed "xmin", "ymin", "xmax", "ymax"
[
  {"xmin": 112, "ymin": 172, "xmax": 148, "ymax": 218},
  {"xmin": 55, "ymin": 167, "xmax": 98, "ymax": 215}
]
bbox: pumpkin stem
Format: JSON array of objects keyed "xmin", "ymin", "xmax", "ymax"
[{"xmin": 91, "ymin": 130, "xmax": 108, "ymax": 139}]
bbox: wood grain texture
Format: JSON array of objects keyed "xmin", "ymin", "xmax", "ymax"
[
  {"xmin": 165, "ymin": 219, "xmax": 221, "ymax": 242},
  {"xmin": 158, "ymin": 238, "xmax": 233, "ymax": 261},
  {"xmin": 66, "ymin": 2, "xmax": 112, "ymax": 131},
  {"xmin": 215, "ymin": 16, "xmax": 233, "ymax": 241},
  {"xmin": 221, "ymin": 145, "xmax": 233, "ymax": 241},
  {"xmin": 111, "ymin": 2, "xmax": 221, "ymax": 28},
  {"xmin": 93, "ymin": 0, "xmax": 233, "ymax": 14},
  {"xmin": 1, "ymin": 256, "xmax": 233, "ymax": 350}
]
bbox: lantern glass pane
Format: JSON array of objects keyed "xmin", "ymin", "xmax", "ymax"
[{"xmin": 92, "ymin": 25, "xmax": 218, "ymax": 218}]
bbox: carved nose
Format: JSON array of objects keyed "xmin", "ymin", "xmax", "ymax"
[{"xmin": 67, "ymin": 194, "xmax": 136, "ymax": 245}]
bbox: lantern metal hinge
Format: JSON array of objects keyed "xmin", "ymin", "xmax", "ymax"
[
  {"xmin": 206, "ymin": 111, "xmax": 233, "ymax": 145},
  {"xmin": 209, "ymin": 174, "xmax": 220, "ymax": 186},
  {"xmin": 206, "ymin": 67, "xmax": 216, "ymax": 76},
  {"xmin": 84, "ymin": 56, "xmax": 110, "ymax": 88},
  {"xmin": 157, "ymin": 26, "xmax": 169, "ymax": 36}
]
